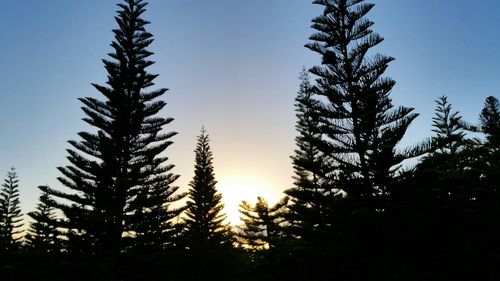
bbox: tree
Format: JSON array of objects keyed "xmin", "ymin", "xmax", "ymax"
[
  {"xmin": 306, "ymin": 0, "xmax": 421, "ymax": 198},
  {"xmin": 26, "ymin": 190, "xmax": 60, "ymax": 253},
  {"xmin": 281, "ymin": 2, "xmax": 427, "ymax": 280},
  {"xmin": 41, "ymin": 0, "xmax": 183, "ymax": 255},
  {"xmin": 184, "ymin": 128, "xmax": 231, "ymax": 248},
  {"xmin": 480, "ymin": 96, "xmax": 500, "ymax": 146},
  {"xmin": 285, "ymin": 69, "xmax": 335, "ymax": 240},
  {"xmin": 431, "ymin": 96, "xmax": 470, "ymax": 154},
  {"xmin": 0, "ymin": 167, "xmax": 23, "ymax": 252},
  {"xmin": 238, "ymin": 196, "xmax": 289, "ymax": 251},
  {"xmin": 182, "ymin": 129, "xmax": 240, "ymax": 281}
]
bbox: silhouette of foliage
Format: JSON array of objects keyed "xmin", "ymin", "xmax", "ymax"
[
  {"xmin": 432, "ymin": 96, "xmax": 471, "ymax": 154},
  {"xmin": 480, "ymin": 96, "xmax": 500, "ymax": 146},
  {"xmin": 26, "ymin": 190, "xmax": 61, "ymax": 253},
  {"xmin": 184, "ymin": 128, "xmax": 231, "ymax": 248},
  {"xmin": 285, "ymin": 69, "xmax": 338, "ymax": 242},
  {"xmin": 238, "ymin": 196, "xmax": 289, "ymax": 251},
  {"xmin": 306, "ymin": 0, "xmax": 423, "ymax": 199},
  {"xmin": 0, "ymin": 168, "xmax": 23, "ymax": 252},
  {"xmin": 282, "ymin": 1, "xmax": 429, "ymax": 280},
  {"xmin": 40, "ymin": 0, "xmax": 184, "ymax": 256},
  {"xmin": 179, "ymin": 128, "xmax": 245, "ymax": 281}
]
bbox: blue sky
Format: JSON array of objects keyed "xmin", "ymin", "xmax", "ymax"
[{"xmin": 1, "ymin": 0, "xmax": 499, "ymax": 223}]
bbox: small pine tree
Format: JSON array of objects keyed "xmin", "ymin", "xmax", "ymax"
[
  {"xmin": 431, "ymin": 96, "xmax": 469, "ymax": 154},
  {"xmin": 184, "ymin": 128, "xmax": 231, "ymax": 249},
  {"xmin": 26, "ymin": 190, "xmax": 60, "ymax": 253},
  {"xmin": 0, "ymin": 167, "xmax": 23, "ymax": 252},
  {"xmin": 238, "ymin": 196, "xmax": 289, "ymax": 251},
  {"xmin": 480, "ymin": 96, "xmax": 500, "ymax": 146}
]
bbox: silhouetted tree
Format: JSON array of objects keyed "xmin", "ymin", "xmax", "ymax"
[
  {"xmin": 181, "ymin": 129, "xmax": 241, "ymax": 281},
  {"xmin": 184, "ymin": 128, "xmax": 231, "ymax": 248},
  {"xmin": 285, "ymin": 69, "xmax": 336, "ymax": 242},
  {"xmin": 26, "ymin": 190, "xmax": 61, "ymax": 253},
  {"xmin": 480, "ymin": 96, "xmax": 500, "ymax": 146},
  {"xmin": 238, "ymin": 196, "xmax": 289, "ymax": 251},
  {"xmin": 0, "ymin": 168, "xmax": 23, "ymax": 252},
  {"xmin": 41, "ymin": 0, "xmax": 183, "ymax": 256},
  {"xmin": 307, "ymin": 0, "xmax": 422, "ymax": 198},
  {"xmin": 282, "ymin": 1, "xmax": 429, "ymax": 280},
  {"xmin": 432, "ymin": 96, "xmax": 470, "ymax": 154}
]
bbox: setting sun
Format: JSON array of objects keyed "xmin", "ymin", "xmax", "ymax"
[{"xmin": 217, "ymin": 176, "xmax": 283, "ymax": 226}]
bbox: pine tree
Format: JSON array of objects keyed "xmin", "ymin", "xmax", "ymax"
[
  {"xmin": 184, "ymin": 128, "xmax": 231, "ymax": 249},
  {"xmin": 41, "ymin": 0, "xmax": 183, "ymax": 255},
  {"xmin": 431, "ymin": 96, "xmax": 469, "ymax": 154},
  {"xmin": 285, "ymin": 69, "xmax": 335, "ymax": 240},
  {"xmin": 238, "ymin": 196, "xmax": 289, "ymax": 251},
  {"xmin": 306, "ymin": 0, "xmax": 422, "ymax": 198},
  {"xmin": 0, "ymin": 167, "xmax": 23, "ymax": 252},
  {"xmin": 26, "ymin": 190, "xmax": 60, "ymax": 253},
  {"xmin": 480, "ymin": 96, "xmax": 500, "ymax": 146}
]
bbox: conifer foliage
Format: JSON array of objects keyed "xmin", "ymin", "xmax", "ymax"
[
  {"xmin": 184, "ymin": 129, "xmax": 231, "ymax": 248},
  {"xmin": 26, "ymin": 190, "xmax": 60, "ymax": 253},
  {"xmin": 480, "ymin": 96, "xmax": 500, "ymax": 146},
  {"xmin": 0, "ymin": 167, "xmax": 23, "ymax": 252},
  {"xmin": 306, "ymin": 0, "xmax": 420, "ymax": 197},
  {"xmin": 238, "ymin": 196, "xmax": 289, "ymax": 250},
  {"xmin": 41, "ymin": 0, "xmax": 183, "ymax": 255},
  {"xmin": 431, "ymin": 96, "xmax": 469, "ymax": 154},
  {"xmin": 285, "ymin": 69, "xmax": 334, "ymax": 239}
]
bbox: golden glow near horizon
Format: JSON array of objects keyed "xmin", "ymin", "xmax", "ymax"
[{"xmin": 217, "ymin": 176, "xmax": 283, "ymax": 226}]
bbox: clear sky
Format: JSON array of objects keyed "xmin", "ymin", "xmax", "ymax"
[{"xmin": 1, "ymin": 0, "xmax": 499, "ymax": 224}]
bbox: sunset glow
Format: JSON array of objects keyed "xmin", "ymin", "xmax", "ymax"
[{"xmin": 217, "ymin": 176, "xmax": 282, "ymax": 225}]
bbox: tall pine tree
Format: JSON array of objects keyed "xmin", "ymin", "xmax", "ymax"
[
  {"xmin": 184, "ymin": 128, "xmax": 231, "ymax": 249},
  {"xmin": 282, "ymin": 2, "xmax": 427, "ymax": 279},
  {"xmin": 0, "ymin": 167, "xmax": 23, "ymax": 252},
  {"xmin": 306, "ymin": 0, "xmax": 421, "ymax": 198},
  {"xmin": 41, "ymin": 0, "xmax": 183, "ymax": 255}
]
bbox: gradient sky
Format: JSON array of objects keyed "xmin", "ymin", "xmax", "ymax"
[{"xmin": 1, "ymin": 0, "xmax": 500, "ymax": 224}]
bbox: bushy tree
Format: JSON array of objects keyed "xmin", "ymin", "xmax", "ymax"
[
  {"xmin": 26, "ymin": 190, "xmax": 60, "ymax": 253},
  {"xmin": 41, "ymin": 0, "xmax": 183, "ymax": 255},
  {"xmin": 238, "ymin": 196, "xmax": 289, "ymax": 250},
  {"xmin": 0, "ymin": 167, "xmax": 23, "ymax": 252},
  {"xmin": 184, "ymin": 129, "xmax": 231, "ymax": 248}
]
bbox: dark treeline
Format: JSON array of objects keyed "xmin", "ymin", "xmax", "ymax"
[{"xmin": 1, "ymin": 0, "xmax": 500, "ymax": 280}]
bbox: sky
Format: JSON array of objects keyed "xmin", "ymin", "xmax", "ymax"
[{"xmin": 1, "ymin": 0, "xmax": 500, "ymax": 225}]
